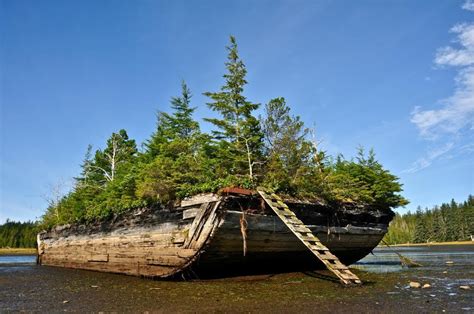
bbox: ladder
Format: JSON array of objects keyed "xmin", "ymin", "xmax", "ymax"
[{"xmin": 257, "ymin": 190, "xmax": 362, "ymax": 285}]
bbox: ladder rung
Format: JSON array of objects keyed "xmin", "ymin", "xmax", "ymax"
[
  {"xmin": 278, "ymin": 210, "xmax": 296, "ymax": 217},
  {"xmin": 289, "ymin": 225, "xmax": 311, "ymax": 233},
  {"xmin": 299, "ymin": 236, "xmax": 320, "ymax": 242},
  {"xmin": 270, "ymin": 193, "xmax": 282, "ymax": 200},
  {"xmin": 340, "ymin": 272, "xmax": 359, "ymax": 280},
  {"xmin": 266, "ymin": 200, "xmax": 280, "ymax": 209},
  {"xmin": 308, "ymin": 244, "xmax": 328, "ymax": 251},
  {"xmin": 285, "ymin": 217, "xmax": 302, "ymax": 223},
  {"xmin": 318, "ymin": 252, "xmax": 338, "ymax": 260},
  {"xmin": 329, "ymin": 261, "xmax": 348, "ymax": 270}
]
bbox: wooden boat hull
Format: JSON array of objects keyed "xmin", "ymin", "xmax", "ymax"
[
  {"xmin": 193, "ymin": 210, "xmax": 385, "ymax": 276},
  {"xmin": 37, "ymin": 195, "xmax": 391, "ymax": 278}
]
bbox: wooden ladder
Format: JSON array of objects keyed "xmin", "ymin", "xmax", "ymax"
[{"xmin": 257, "ymin": 190, "xmax": 362, "ymax": 285}]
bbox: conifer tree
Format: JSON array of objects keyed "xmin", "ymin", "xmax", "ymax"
[
  {"xmin": 414, "ymin": 207, "xmax": 428, "ymax": 243},
  {"xmin": 137, "ymin": 82, "xmax": 207, "ymax": 203},
  {"xmin": 0, "ymin": 220, "xmax": 37, "ymax": 248},
  {"xmin": 261, "ymin": 97, "xmax": 313, "ymax": 193},
  {"xmin": 204, "ymin": 36, "xmax": 263, "ymax": 184},
  {"xmin": 146, "ymin": 81, "xmax": 199, "ymax": 158}
]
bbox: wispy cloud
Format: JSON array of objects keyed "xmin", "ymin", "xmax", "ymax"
[
  {"xmin": 411, "ymin": 21, "xmax": 474, "ymax": 139},
  {"xmin": 403, "ymin": 142, "xmax": 455, "ymax": 174},
  {"xmin": 462, "ymin": 0, "xmax": 474, "ymax": 11},
  {"xmin": 407, "ymin": 1, "xmax": 474, "ymax": 172}
]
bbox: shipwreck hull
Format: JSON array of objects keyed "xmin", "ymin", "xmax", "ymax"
[
  {"xmin": 193, "ymin": 210, "xmax": 385, "ymax": 277},
  {"xmin": 37, "ymin": 194, "xmax": 392, "ymax": 278}
]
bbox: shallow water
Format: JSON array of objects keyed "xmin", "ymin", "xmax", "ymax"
[
  {"xmin": 355, "ymin": 244, "xmax": 474, "ymax": 312},
  {"xmin": 0, "ymin": 255, "xmax": 36, "ymax": 264},
  {"xmin": 0, "ymin": 245, "xmax": 472, "ymax": 312},
  {"xmin": 355, "ymin": 244, "xmax": 474, "ymax": 273}
]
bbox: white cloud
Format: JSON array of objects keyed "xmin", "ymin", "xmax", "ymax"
[
  {"xmin": 403, "ymin": 142, "xmax": 455, "ymax": 173},
  {"xmin": 435, "ymin": 23, "xmax": 474, "ymax": 67},
  {"xmin": 411, "ymin": 66, "xmax": 474, "ymax": 138},
  {"xmin": 408, "ymin": 2, "xmax": 474, "ymax": 172},
  {"xmin": 412, "ymin": 21, "xmax": 474, "ymax": 138},
  {"xmin": 462, "ymin": 0, "xmax": 474, "ymax": 11}
]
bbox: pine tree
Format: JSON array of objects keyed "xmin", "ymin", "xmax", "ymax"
[
  {"xmin": 465, "ymin": 195, "xmax": 474, "ymax": 238},
  {"xmin": 261, "ymin": 97, "xmax": 313, "ymax": 194},
  {"xmin": 204, "ymin": 36, "xmax": 263, "ymax": 185},
  {"xmin": 414, "ymin": 207, "xmax": 428, "ymax": 243},
  {"xmin": 0, "ymin": 220, "xmax": 37, "ymax": 248},
  {"xmin": 146, "ymin": 81, "xmax": 199, "ymax": 158},
  {"xmin": 137, "ymin": 83, "xmax": 208, "ymax": 203}
]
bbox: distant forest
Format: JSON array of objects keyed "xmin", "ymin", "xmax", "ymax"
[
  {"xmin": 384, "ymin": 195, "xmax": 474, "ymax": 245},
  {"xmin": 0, "ymin": 220, "xmax": 37, "ymax": 248}
]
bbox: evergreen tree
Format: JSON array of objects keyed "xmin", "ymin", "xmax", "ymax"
[
  {"xmin": 0, "ymin": 220, "xmax": 38, "ymax": 248},
  {"xmin": 384, "ymin": 195, "xmax": 474, "ymax": 244},
  {"xmin": 414, "ymin": 207, "xmax": 428, "ymax": 243},
  {"xmin": 261, "ymin": 97, "xmax": 313, "ymax": 194},
  {"xmin": 204, "ymin": 36, "xmax": 263, "ymax": 185},
  {"xmin": 146, "ymin": 81, "xmax": 199, "ymax": 158},
  {"xmin": 137, "ymin": 82, "xmax": 209, "ymax": 203}
]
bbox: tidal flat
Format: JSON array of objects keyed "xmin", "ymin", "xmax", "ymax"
[{"xmin": 1, "ymin": 245, "xmax": 472, "ymax": 313}]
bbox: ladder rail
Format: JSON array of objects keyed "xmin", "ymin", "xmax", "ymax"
[{"xmin": 258, "ymin": 190, "xmax": 362, "ymax": 285}]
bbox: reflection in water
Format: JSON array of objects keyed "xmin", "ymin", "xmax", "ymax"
[{"xmin": 354, "ymin": 244, "xmax": 474, "ymax": 273}]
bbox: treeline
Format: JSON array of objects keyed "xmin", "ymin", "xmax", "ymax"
[
  {"xmin": 384, "ymin": 195, "xmax": 474, "ymax": 244},
  {"xmin": 41, "ymin": 36, "xmax": 408, "ymax": 229},
  {"xmin": 0, "ymin": 220, "xmax": 38, "ymax": 248}
]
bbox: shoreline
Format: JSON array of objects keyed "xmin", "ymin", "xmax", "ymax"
[
  {"xmin": 381, "ymin": 240, "xmax": 474, "ymax": 247},
  {"xmin": 0, "ymin": 248, "xmax": 37, "ymax": 255}
]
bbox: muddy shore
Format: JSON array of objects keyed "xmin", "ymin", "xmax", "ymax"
[{"xmin": 1, "ymin": 260, "xmax": 472, "ymax": 313}]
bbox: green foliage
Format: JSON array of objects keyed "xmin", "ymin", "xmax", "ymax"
[
  {"xmin": 40, "ymin": 36, "xmax": 410, "ymax": 229},
  {"xmin": 0, "ymin": 220, "xmax": 38, "ymax": 248},
  {"xmin": 137, "ymin": 81, "xmax": 211, "ymax": 204},
  {"xmin": 261, "ymin": 97, "xmax": 314, "ymax": 194},
  {"xmin": 40, "ymin": 129, "xmax": 139, "ymax": 228},
  {"xmin": 384, "ymin": 195, "xmax": 474, "ymax": 244},
  {"xmin": 204, "ymin": 36, "xmax": 264, "ymax": 184},
  {"xmin": 383, "ymin": 213, "xmax": 416, "ymax": 244},
  {"xmin": 145, "ymin": 81, "xmax": 200, "ymax": 159},
  {"xmin": 327, "ymin": 148, "xmax": 408, "ymax": 209}
]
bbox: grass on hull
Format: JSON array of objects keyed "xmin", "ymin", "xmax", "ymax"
[{"xmin": 0, "ymin": 248, "xmax": 37, "ymax": 255}]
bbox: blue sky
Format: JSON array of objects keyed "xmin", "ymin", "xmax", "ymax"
[{"xmin": 1, "ymin": 0, "xmax": 473, "ymax": 223}]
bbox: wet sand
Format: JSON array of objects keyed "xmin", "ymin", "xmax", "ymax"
[{"xmin": 1, "ymin": 262, "xmax": 472, "ymax": 313}]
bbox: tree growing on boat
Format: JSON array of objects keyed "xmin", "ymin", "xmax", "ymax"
[
  {"xmin": 204, "ymin": 35, "xmax": 264, "ymax": 185},
  {"xmin": 40, "ymin": 36, "xmax": 408, "ymax": 228}
]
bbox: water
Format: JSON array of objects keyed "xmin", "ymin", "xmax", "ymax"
[
  {"xmin": 0, "ymin": 255, "xmax": 36, "ymax": 264},
  {"xmin": 355, "ymin": 244, "xmax": 474, "ymax": 273},
  {"xmin": 354, "ymin": 244, "xmax": 474, "ymax": 312},
  {"xmin": 0, "ymin": 245, "xmax": 472, "ymax": 312}
]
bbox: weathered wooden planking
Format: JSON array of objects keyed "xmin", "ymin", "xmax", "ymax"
[
  {"xmin": 183, "ymin": 207, "xmax": 201, "ymax": 220},
  {"xmin": 38, "ymin": 199, "xmax": 226, "ymax": 278},
  {"xmin": 38, "ymin": 220, "xmax": 199, "ymax": 277},
  {"xmin": 180, "ymin": 194, "xmax": 219, "ymax": 207},
  {"xmin": 184, "ymin": 201, "xmax": 221, "ymax": 249}
]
